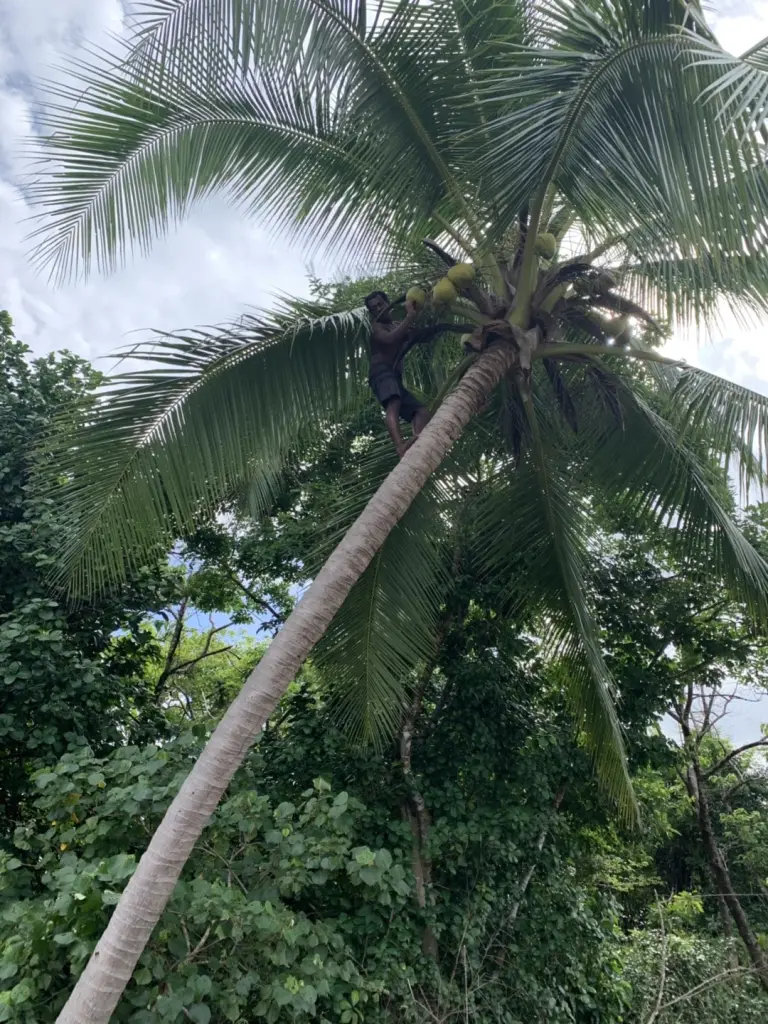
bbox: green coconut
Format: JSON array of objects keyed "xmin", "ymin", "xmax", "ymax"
[
  {"xmin": 406, "ymin": 286, "xmax": 426, "ymax": 306},
  {"xmin": 534, "ymin": 232, "xmax": 557, "ymax": 260},
  {"xmin": 432, "ymin": 277, "xmax": 459, "ymax": 305},
  {"xmin": 447, "ymin": 263, "xmax": 476, "ymax": 287}
]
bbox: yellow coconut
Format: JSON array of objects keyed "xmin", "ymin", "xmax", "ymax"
[
  {"xmin": 406, "ymin": 286, "xmax": 426, "ymax": 306},
  {"xmin": 447, "ymin": 263, "xmax": 476, "ymax": 287},
  {"xmin": 534, "ymin": 232, "xmax": 557, "ymax": 260},
  {"xmin": 432, "ymin": 277, "xmax": 459, "ymax": 305}
]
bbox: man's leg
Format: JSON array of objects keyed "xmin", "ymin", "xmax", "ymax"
[
  {"xmin": 385, "ymin": 398, "xmax": 409, "ymax": 457},
  {"xmin": 412, "ymin": 405, "xmax": 431, "ymax": 437}
]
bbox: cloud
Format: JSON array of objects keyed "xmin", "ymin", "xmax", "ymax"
[
  {"xmin": 710, "ymin": 0, "xmax": 768, "ymax": 53},
  {"xmin": 0, "ymin": 0, "xmax": 310, "ymax": 359}
]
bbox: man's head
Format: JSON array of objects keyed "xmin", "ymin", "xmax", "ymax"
[{"xmin": 364, "ymin": 290, "xmax": 390, "ymax": 323}]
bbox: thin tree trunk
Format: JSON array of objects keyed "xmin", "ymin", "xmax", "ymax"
[
  {"xmin": 483, "ymin": 786, "xmax": 565, "ymax": 966},
  {"xmin": 400, "ymin": 667, "xmax": 438, "ymax": 961},
  {"xmin": 504, "ymin": 786, "xmax": 565, "ymax": 929},
  {"xmin": 57, "ymin": 341, "xmax": 520, "ymax": 1023},
  {"xmin": 688, "ymin": 761, "xmax": 768, "ymax": 990},
  {"xmin": 716, "ymin": 895, "xmax": 739, "ymax": 970}
]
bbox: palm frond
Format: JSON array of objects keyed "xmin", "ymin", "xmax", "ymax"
[
  {"xmin": 622, "ymin": 250, "xmax": 768, "ymax": 326},
  {"xmin": 474, "ymin": 0, "xmax": 767, "ymax": 308},
  {"xmin": 314, "ymin": 474, "xmax": 452, "ymax": 745},
  {"xmin": 41, "ymin": 305, "xmax": 369, "ymax": 596},
  {"xmin": 587, "ymin": 365, "xmax": 768, "ymax": 622},
  {"xmin": 125, "ymin": 1, "xmax": 267, "ymax": 84},
  {"xmin": 663, "ymin": 364, "xmax": 768, "ymax": 501},
  {"xmin": 476, "ymin": 391, "xmax": 637, "ymax": 823},
  {"xmin": 689, "ymin": 31, "xmax": 768, "ymax": 132},
  {"xmin": 618, "ymin": 158, "xmax": 768, "ymax": 324},
  {"xmin": 27, "ymin": 50, "xmax": 423, "ymax": 279},
  {"xmin": 29, "ymin": 0, "xmax": 494, "ymax": 279}
]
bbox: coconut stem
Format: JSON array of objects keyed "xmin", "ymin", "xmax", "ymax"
[{"xmin": 509, "ymin": 183, "xmax": 548, "ymax": 327}]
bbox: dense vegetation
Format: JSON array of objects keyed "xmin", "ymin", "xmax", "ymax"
[
  {"xmin": 2, "ymin": 313, "xmax": 767, "ymax": 1022},
  {"xmin": 26, "ymin": 2, "xmax": 768, "ymax": 1016}
]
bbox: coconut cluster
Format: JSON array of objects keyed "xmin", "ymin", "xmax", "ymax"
[{"xmin": 402, "ymin": 263, "xmax": 478, "ymax": 310}]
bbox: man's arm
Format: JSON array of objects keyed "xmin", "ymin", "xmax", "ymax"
[
  {"xmin": 395, "ymin": 322, "xmax": 469, "ymax": 367},
  {"xmin": 370, "ymin": 299, "xmax": 419, "ymax": 347}
]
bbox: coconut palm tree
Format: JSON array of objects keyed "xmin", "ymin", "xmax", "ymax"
[{"xmin": 29, "ymin": 1, "xmax": 768, "ymax": 1019}]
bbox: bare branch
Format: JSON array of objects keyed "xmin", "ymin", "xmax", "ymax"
[
  {"xmin": 169, "ymin": 644, "xmax": 234, "ymax": 677},
  {"xmin": 656, "ymin": 966, "xmax": 757, "ymax": 1014},
  {"xmin": 229, "ymin": 572, "xmax": 282, "ymax": 623},
  {"xmin": 645, "ymin": 895, "xmax": 667, "ymax": 1024},
  {"xmin": 483, "ymin": 787, "xmax": 566, "ymax": 961},
  {"xmin": 154, "ymin": 596, "xmax": 188, "ymax": 696},
  {"xmin": 705, "ymin": 738, "xmax": 768, "ymax": 780}
]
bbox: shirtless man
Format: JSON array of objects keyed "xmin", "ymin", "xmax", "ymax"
[{"xmin": 364, "ymin": 291, "xmax": 432, "ymax": 458}]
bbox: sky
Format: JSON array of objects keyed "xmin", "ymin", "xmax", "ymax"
[{"xmin": 1, "ymin": 0, "xmax": 768, "ymax": 744}]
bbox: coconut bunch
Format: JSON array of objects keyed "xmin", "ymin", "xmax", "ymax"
[
  {"xmin": 395, "ymin": 212, "xmax": 659, "ymax": 365},
  {"xmin": 404, "ymin": 261, "xmax": 477, "ymax": 311}
]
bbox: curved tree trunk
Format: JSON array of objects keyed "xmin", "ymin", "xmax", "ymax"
[
  {"xmin": 57, "ymin": 341, "xmax": 520, "ymax": 1023},
  {"xmin": 688, "ymin": 760, "xmax": 768, "ymax": 991}
]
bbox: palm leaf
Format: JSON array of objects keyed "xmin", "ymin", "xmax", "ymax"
[
  {"xmin": 27, "ymin": 53, "xmax": 422, "ymax": 279},
  {"xmin": 28, "ymin": 0, "xmax": 497, "ymax": 279},
  {"xmin": 476, "ymin": 391, "xmax": 637, "ymax": 823},
  {"xmin": 41, "ymin": 305, "xmax": 369, "ymax": 596},
  {"xmin": 586, "ymin": 365, "xmax": 768, "ymax": 622},
  {"xmin": 125, "ymin": 1, "xmax": 268, "ymax": 83},
  {"xmin": 315, "ymin": 475, "xmax": 452, "ymax": 745},
  {"xmin": 663, "ymin": 364, "xmax": 768, "ymax": 500},
  {"xmin": 689, "ymin": 31, "xmax": 768, "ymax": 131},
  {"xmin": 475, "ymin": 0, "xmax": 766, "ymax": 302},
  {"xmin": 620, "ymin": 248, "xmax": 768, "ymax": 326}
]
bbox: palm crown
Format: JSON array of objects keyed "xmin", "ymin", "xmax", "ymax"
[{"xmin": 32, "ymin": 0, "xmax": 768, "ymax": 822}]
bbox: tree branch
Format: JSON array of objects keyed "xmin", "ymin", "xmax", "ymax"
[
  {"xmin": 656, "ymin": 967, "xmax": 757, "ymax": 1014},
  {"xmin": 154, "ymin": 597, "xmax": 188, "ymax": 697},
  {"xmin": 169, "ymin": 644, "xmax": 234, "ymax": 677},
  {"xmin": 483, "ymin": 786, "xmax": 566, "ymax": 961},
  {"xmin": 229, "ymin": 572, "xmax": 282, "ymax": 624},
  {"xmin": 705, "ymin": 738, "xmax": 768, "ymax": 780},
  {"xmin": 645, "ymin": 896, "xmax": 668, "ymax": 1024}
]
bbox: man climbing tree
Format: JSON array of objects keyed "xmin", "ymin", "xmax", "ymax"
[{"xmin": 365, "ymin": 291, "xmax": 432, "ymax": 457}]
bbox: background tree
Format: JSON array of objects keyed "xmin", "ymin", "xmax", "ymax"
[
  {"xmin": 26, "ymin": 2, "xmax": 768, "ymax": 1018},
  {"xmin": 3, "ymin": 408, "xmax": 768, "ymax": 1021},
  {"xmin": 0, "ymin": 339, "xmax": 766, "ymax": 1020},
  {"xmin": 0, "ymin": 313, "xmax": 176, "ymax": 842}
]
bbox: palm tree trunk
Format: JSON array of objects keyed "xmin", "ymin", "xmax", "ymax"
[{"xmin": 56, "ymin": 341, "xmax": 520, "ymax": 1023}]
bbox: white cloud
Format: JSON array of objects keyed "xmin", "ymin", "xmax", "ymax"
[
  {"xmin": 710, "ymin": 0, "xmax": 768, "ymax": 54},
  {"xmin": 0, "ymin": 0, "xmax": 309, "ymax": 359}
]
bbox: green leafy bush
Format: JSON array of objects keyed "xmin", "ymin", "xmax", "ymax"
[{"xmin": 0, "ymin": 736, "xmax": 410, "ymax": 1023}]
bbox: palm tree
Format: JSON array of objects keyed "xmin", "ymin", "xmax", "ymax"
[{"xmin": 29, "ymin": 1, "xmax": 768, "ymax": 1019}]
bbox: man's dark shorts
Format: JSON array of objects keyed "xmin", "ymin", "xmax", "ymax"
[{"xmin": 368, "ymin": 365, "xmax": 423, "ymax": 423}]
